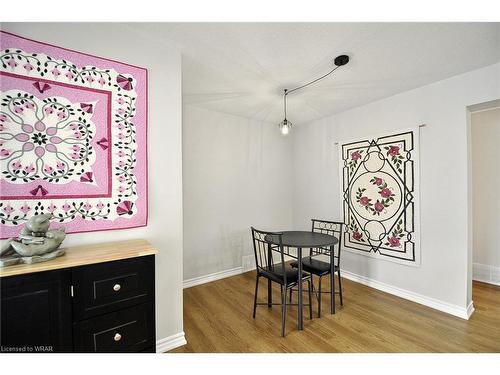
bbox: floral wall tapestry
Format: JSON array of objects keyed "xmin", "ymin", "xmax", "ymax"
[
  {"xmin": 0, "ymin": 31, "xmax": 148, "ymax": 238},
  {"xmin": 340, "ymin": 130, "xmax": 420, "ymax": 265}
]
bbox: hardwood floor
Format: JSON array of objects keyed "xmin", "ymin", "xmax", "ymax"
[{"xmin": 170, "ymin": 271, "xmax": 500, "ymax": 352}]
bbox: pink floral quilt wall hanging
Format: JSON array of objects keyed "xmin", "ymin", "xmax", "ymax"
[
  {"xmin": 340, "ymin": 129, "xmax": 420, "ymax": 266},
  {"xmin": 0, "ymin": 31, "xmax": 148, "ymax": 238}
]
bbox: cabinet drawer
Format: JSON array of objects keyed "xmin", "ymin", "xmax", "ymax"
[
  {"xmin": 72, "ymin": 255, "xmax": 154, "ymax": 320},
  {"xmin": 73, "ymin": 302, "xmax": 154, "ymax": 353}
]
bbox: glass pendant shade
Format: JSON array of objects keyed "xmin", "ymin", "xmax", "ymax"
[{"xmin": 279, "ymin": 118, "xmax": 292, "ymax": 135}]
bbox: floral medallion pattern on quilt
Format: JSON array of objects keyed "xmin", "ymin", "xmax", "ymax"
[
  {"xmin": 340, "ymin": 130, "xmax": 420, "ymax": 265},
  {"xmin": 0, "ymin": 32, "xmax": 148, "ymax": 237}
]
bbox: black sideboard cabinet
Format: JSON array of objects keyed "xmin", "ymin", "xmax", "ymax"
[{"xmin": 1, "ymin": 254, "xmax": 156, "ymax": 353}]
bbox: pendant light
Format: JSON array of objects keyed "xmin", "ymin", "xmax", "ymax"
[
  {"xmin": 279, "ymin": 89, "xmax": 292, "ymax": 135},
  {"xmin": 279, "ymin": 54, "xmax": 349, "ymax": 135}
]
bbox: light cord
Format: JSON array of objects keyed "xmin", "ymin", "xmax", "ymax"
[
  {"xmin": 281, "ymin": 58, "xmax": 346, "ymax": 129},
  {"xmin": 285, "ymin": 64, "xmax": 341, "ymax": 96},
  {"xmin": 283, "ymin": 89, "xmax": 288, "ymax": 119}
]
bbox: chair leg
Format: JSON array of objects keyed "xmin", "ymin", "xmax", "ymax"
[
  {"xmin": 318, "ymin": 275, "xmax": 322, "ymax": 318},
  {"xmin": 338, "ymin": 269, "xmax": 343, "ymax": 306},
  {"xmin": 281, "ymin": 285, "xmax": 287, "ymax": 337},
  {"xmin": 253, "ymin": 275, "xmax": 259, "ymax": 319},
  {"xmin": 307, "ymin": 279, "xmax": 313, "ymax": 320},
  {"xmin": 268, "ymin": 279, "xmax": 272, "ymax": 309},
  {"xmin": 289, "ymin": 288, "xmax": 293, "ymax": 303}
]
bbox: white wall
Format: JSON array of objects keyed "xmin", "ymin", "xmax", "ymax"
[
  {"xmin": 292, "ymin": 63, "xmax": 500, "ymax": 312},
  {"xmin": 471, "ymin": 108, "xmax": 500, "ymax": 285},
  {"xmin": 1, "ymin": 23, "xmax": 184, "ymax": 344},
  {"xmin": 183, "ymin": 105, "xmax": 293, "ymax": 280}
]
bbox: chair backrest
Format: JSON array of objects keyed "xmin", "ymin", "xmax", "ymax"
[
  {"xmin": 251, "ymin": 227, "xmax": 287, "ymax": 282},
  {"xmin": 311, "ymin": 219, "xmax": 344, "ymax": 267}
]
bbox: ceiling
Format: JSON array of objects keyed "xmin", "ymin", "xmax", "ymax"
[{"xmin": 135, "ymin": 23, "xmax": 500, "ymax": 125}]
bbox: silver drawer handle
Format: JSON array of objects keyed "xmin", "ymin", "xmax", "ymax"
[
  {"xmin": 114, "ymin": 333, "xmax": 122, "ymax": 342},
  {"xmin": 113, "ymin": 284, "xmax": 121, "ymax": 292}
]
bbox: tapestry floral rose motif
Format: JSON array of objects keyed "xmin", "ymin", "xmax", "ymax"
[
  {"xmin": 340, "ymin": 130, "xmax": 420, "ymax": 265},
  {"xmin": 0, "ymin": 32, "xmax": 148, "ymax": 237}
]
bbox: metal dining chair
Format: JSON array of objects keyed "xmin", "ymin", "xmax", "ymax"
[
  {"xmin": 289, "ymin": 219, "xmax": 344, "ymax": 317},
  {"xmin": 251, "ymin": 227, "xmax": 313, "ymax": 337}
]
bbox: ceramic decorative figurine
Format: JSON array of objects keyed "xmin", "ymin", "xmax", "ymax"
[{"xmin": 0, "ymin": 214, "xmax": 66, "ymax": 267}]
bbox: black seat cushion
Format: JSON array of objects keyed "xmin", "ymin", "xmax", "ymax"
[
  {"xmin": 259, "ymin": 263, "xmax": 310, "ymax": 285},
  {"xmin": 289, "ymin": 256, "xmax": 337, "ymax": 276}
]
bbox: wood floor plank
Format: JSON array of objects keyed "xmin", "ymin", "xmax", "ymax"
[{"xmin": 169, "ymin": 272, "xmax": 500, "ymax": 353}]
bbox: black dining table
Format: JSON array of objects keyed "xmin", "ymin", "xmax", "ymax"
[{"xmin": 264, "ymin": 231, "xmax": 339, "ymax": 330}]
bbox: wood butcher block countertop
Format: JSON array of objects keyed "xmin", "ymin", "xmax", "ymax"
[{"xmin": 0, "ymin": 239, "xmax": 158, "ymax": 278}]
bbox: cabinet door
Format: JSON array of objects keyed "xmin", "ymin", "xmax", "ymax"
[{"xmin": 1, "ymin": 270, "xmax": 73, "ymax": 353}]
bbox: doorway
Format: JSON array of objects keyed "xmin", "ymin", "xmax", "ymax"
[{"xmin": 470, "ymin": 103, "xmax": 500, "ymax": 288}]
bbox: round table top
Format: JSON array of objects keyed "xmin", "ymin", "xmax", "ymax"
[{"xmin": 264, "ymin": 231, "xmax": 338, "ymax": 248}]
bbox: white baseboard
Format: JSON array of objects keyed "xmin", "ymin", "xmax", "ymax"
[
  {"xmin": 473, "ymin": 262, "xmax": 500, "ymax": 286},
  {"xmin": 341, "ymin": 270, "xmax": 473, "ymax": 320},
  {"xmin": 156, "ymin": 331, "xmax": 187, "ymax": 353},
  {"xmin": 466, "ymin": 301, "xmax": 475, "ymax": 319},
  {"xmin": 183, "ymin": 266, "xmax": 243, "ymax": 289}
]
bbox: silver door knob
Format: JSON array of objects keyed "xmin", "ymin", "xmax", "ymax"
[
  {"xmin": 114, "ymin": 333, "xmax": 122, "ymax": 342},
  {"xmin": 113, "ymin": 284, "xmax": 121, "ymax": 291}
]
